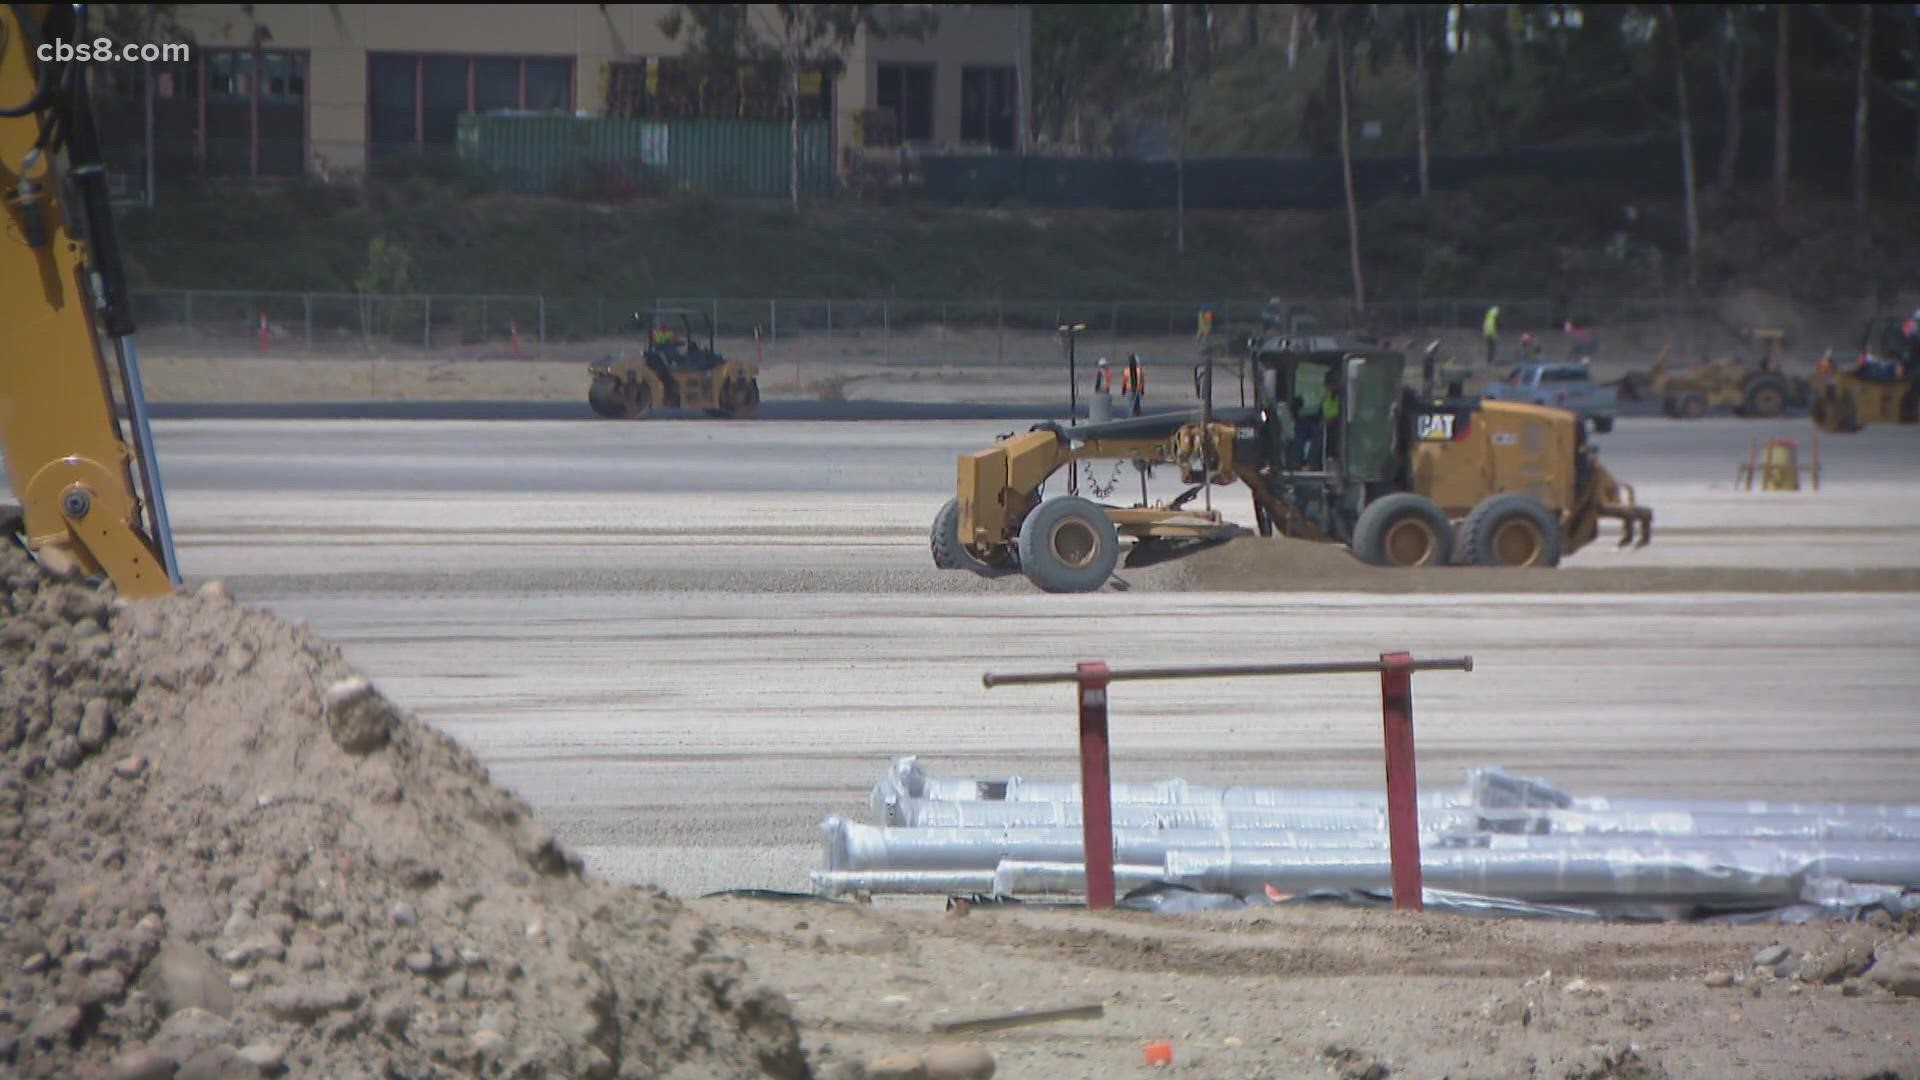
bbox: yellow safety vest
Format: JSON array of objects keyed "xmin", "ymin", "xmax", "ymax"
[{"xmin": 1322, "ymin": 391, "xmax": 1340, "ymax": 421}]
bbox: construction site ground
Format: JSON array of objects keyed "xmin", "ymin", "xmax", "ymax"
[{"xmin": 7, "ymin": 409, "xmax": 1918, "ymax": 1077}]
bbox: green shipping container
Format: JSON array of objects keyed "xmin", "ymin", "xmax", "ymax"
[{"xmin": 457, "ymin": 113, "xmax": 830, "ymax": 199}]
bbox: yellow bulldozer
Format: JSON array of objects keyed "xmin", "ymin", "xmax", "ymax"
[
  {"xmin": 587, "ymin": 310, "xmax": 761, "ymax": 420},
  {"xmin": 932, "ymin": 336, "xmax": 1653, "ymax": 592},
  {"xmin": 1808, "ymin": 315, "xmax": 1920, "ymax": 434}
]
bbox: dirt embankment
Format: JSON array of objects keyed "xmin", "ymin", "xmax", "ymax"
[{"xmin": 0, "ymin": 544, "xmax": 807, "ymax": 1078}]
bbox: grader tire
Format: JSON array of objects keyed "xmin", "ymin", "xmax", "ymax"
[
  {"xmin": 930, "ymin": 498, "xmax": 1010, "ymax": 577},
  {"xmin": 1351, "ymin": 494, "xmax": 1454, "ymax": 568},
  {"xmin": 1017, "ymin": 497, "xmax": 1120, "ymax": 593},
  {"xmin": 1675, "ymin": 393, "xmax": 1708, "ymax": 420},
  {"xmin": 1461, "ymin": 493, "xmax": 1563, "ymax": 568}
]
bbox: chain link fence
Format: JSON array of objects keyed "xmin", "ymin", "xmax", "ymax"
[{"xmin": 127, "ymin": 289, "xmax": 1733, "ymax": 367}]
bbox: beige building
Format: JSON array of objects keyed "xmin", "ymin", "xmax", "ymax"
[{"xmin": 120, "ymin": 3, "xmax": 1029, "ymax": 182}]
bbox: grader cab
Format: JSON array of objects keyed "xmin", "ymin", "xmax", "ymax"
[{"xmin": 932, "ymin": 337, "xmax": 1653, "ymax": 593}]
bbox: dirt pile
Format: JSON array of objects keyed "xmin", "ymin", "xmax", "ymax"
[
  {"xmin": 1126, "ymin": 535, "xmax": 1920, "ymax": 594},
  {"xmin": 0, "ymin": 544, "xmax": 808, "ymax": 1079}
]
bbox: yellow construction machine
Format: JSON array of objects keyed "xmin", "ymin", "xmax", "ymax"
[
  {"xmin": 932, "ymin": 335, "xmax": 1653, "ymax": 592},
  {"xmin": 1617, "ymin": 331, "xmax": 1811, "ymax": 420},
  {"xmin": 587, "ymin": 309, "xmax": 761, "ymax": 419},
  {"xmin": 1, "ymin": 3, "xmax": 178, "ymax": 598},
  {"xmin": 1808, "ymin": 315, "xmax": 1920, "ymax": 434}
]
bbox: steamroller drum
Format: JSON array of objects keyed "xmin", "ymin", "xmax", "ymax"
[
  {"xmin": 587, "ymin": 376, "xmax": 627, "ymax": 418},
  {"xmin": 1743, "ymin": 376, "xmax": 1789, "ymax": 419},
  {"xmin": 1017, "ymin": 496, "xmax": 1121, "ymax": 593},
  {"xmin": 728, "ymin": 377, "xmax": 761, "ymax": 419},
  {"xmin": 930, "ymin": 498, "xmax": 1011, "ymax": 577},
  {"xmin": 1351, "ymin": 493, "xmax": 1454, "ymax": 568},
  {"xmin": 1461, "ymin": 493, "xmax": 1563, "ymax": 568}
]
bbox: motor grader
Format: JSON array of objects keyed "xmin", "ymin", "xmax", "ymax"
[
  {"xmin": 587, "ymin": 310, "xmax": 761, "ymax": 420},
  {"xmin": 931, "ymin": 335, "xmax": 1653, "ymax": 593},
  {"xmin": 1808, "ymin": 315, "xmax": 1920, "ymax": 434}
]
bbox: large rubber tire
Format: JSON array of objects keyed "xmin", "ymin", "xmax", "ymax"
[
  {"xmin": 1743, "ymin": 377, "xmax": 1788, "ymax": 419},
  {"xmin": 1017, "ymin": 497, "xmax": 1121, "ymax": 594},
  {"xmin": 1590, "ymin": 416, "xmax": 1614, "ymax": 434},
  {"xmin": 1461, "ymin": 493, "xmax": 1563, "ymax": 568},
  {"xmin": 1351, "ymin": 493, "xmax": 1454, "ymax": 568},
  {"xmin": 1675, "ymin": 393, "xmax": 1708, "ymax": 420},
  {"xmin": 930, "ymin": 498, "xmax": 1009, "ymax": 577}
]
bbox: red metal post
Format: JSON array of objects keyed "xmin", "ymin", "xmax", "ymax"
[
  {"xmin": 1075, "ymin": 661, "xmax": 1115, "ymax": 910},
  {"xmin": 1379, "ymin": 651, "xmax": 1423, "ymax": 911}
]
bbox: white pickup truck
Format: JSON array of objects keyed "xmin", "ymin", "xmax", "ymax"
[{"xmin": 1480, "ymin": 361, "xmax": 1617, "ymax": 433}]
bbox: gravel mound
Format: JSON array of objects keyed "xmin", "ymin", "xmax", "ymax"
[{"xmin": 0, "ymin": 544, "xmax": 807, "ymax": 1078}]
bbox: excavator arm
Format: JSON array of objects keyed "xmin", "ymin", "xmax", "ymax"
[{"xmin": 1, "ymin": 3, "xmax": 177, "ymax": 597}]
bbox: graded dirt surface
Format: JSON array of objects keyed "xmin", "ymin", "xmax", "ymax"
[{"xmin": 5, "ymin": 412, "xmax": 1919, "ymax": 1078}]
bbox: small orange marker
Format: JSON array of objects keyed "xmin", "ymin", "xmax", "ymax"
[{"xmin": 1144, "ymin": 1041, "xmax": 1174, "ymax": 1067}]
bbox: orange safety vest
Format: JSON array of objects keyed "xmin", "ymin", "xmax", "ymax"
[{"xmin": 1122, "ymin": 364, "xmax": 1146, "ymax": 394}]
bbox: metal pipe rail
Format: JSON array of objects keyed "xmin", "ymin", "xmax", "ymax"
[
  {"xmin": 981, "ymin": 653, "xmax": 1474, "ymax": 912},
  {"xmin": 982, "ymin": 656, "xmax": 1474, "ymax": 688}
]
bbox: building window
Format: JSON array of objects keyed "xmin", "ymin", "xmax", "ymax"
[
  {"xmin": 368, "ymin": 53, "xmax": 575, "ymax": 160},
  {"xmin": 201, "ymin": 48, "xmax": 308, "ymax": 178},
  {"xmin": 960, "ymin": 65, "xmax": 1015, "ymax": 150},
  {"xmin": 874, "ymin": 63, "xmax": 933, "ymax": 145}
]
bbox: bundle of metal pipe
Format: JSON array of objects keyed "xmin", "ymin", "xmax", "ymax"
[{"xmin": 825, "ymin": 759, "xmax": 1920, "ymax": 909}]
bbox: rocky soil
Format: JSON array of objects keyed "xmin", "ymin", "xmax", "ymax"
[{"xmin": 0, "ymin": 543, "xmax": 808, "ymax": 1078}]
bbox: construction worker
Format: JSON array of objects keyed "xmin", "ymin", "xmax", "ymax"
[
  {"xmin": 1483, "ymin": 305, "xmax": 1501, "ymax": 365},
  {"xmin": 1520, "ymin": 332, "xmax": 1541, "ymax": 361},
  {"xmin": 1090, "ymin": 358, "xmax": 1114, "ymax": 423},
  {"xmin": 1320, "ymin": 366, "xmax": 1342, "ymax": 468},
  {"xmin": 1121, "ymin": 354, "xmax": 1146, "ymax": 417}
]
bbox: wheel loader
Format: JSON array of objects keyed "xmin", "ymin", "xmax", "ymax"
[
  {"xmin": 932, "ymin": 335, "xmax": 1653, "ymax": 593},
  {"xmin": 587, "ymin": 310, "xmax": 761, "ymax": 420},
  {"xmin": 1808, "ymin": 315, "xmax": 1920, "ymax": 434},
  {"xmin": 1, "ymin": 3, "xmax": 179, "ymax": 598}
]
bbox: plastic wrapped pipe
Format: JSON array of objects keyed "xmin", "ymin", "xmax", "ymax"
[
  {"xmin": 1571, "ymin": 795, "xmax": 1920, "ymax": 820},
  {"xmin": 809, "ymin": 862, "xmax": 1167, "ymax": 898},
  {"xmin": 875, "ymin": 757, "xmax": 1570, "ymax": 814},
  {"xmin": 1480, "ymin": 835, "xmax": 1920, "ymax": 887},
  {"xmin": 821, "ymin": 816, "xmax": 1476, "ymax": 873},
  {"xmin": 1162, "ymin": 846, "xmax": 1809, "ymax": 906},
  {"xmin": 880, "ymin": 797, "xmax": 1497, "ymax": 834},
  {"xmin": 1540, "ymin": 810, "xmax": 1920, "ymax": 844}
]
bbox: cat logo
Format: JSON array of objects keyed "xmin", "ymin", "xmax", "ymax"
[{"xmin": 1416, "ymin": 413, "xmax": 1457, "ymax": 441}]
